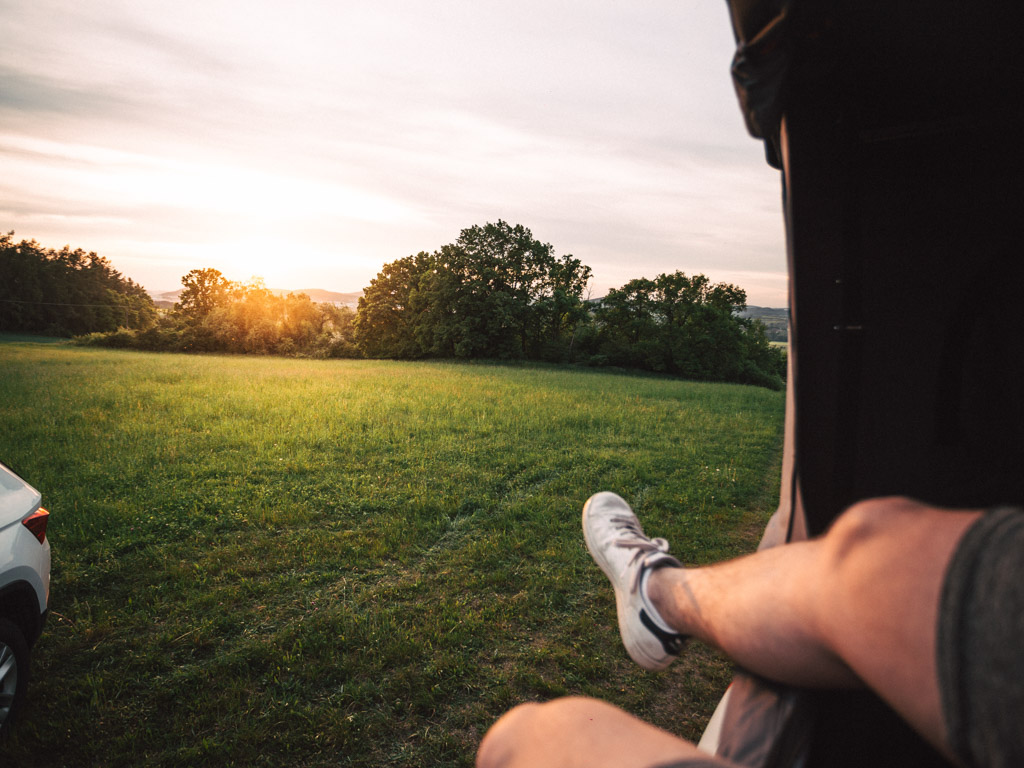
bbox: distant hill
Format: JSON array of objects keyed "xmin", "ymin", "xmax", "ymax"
[
  {"xmin": 149, "ymin": 289, "xmax": 181, "ymax": 303},
  {"xmin": 291, "ymin": 289, "xmax": 363, "ymax": 307},
  {"xmin": 738, "ymin": 306, "xmax": 788, "ymax": 342},
  {"xmin": 149, "ymin": 288, "xmax": 363, "ymax": 308}
]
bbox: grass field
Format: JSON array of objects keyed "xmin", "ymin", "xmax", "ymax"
[{"xmin": 0, "ymin": 341, "xmax": 785, "ymax": 767}]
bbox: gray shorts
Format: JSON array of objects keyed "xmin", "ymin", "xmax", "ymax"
[{"xmin": 938, "ymin": 506, "xmax": 1024, "ymax": 768}]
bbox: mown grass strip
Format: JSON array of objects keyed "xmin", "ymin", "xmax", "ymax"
[{"xmin": 0, "ymin": 344, "xmax": 784, "ymax": 767}]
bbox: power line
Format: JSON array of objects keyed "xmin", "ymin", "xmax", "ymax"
[{"xmin": 0, "ymin": 298, "xmax": 143, "ymax": 308}]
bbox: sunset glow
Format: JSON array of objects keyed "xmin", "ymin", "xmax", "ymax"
[{"xmin": 1, "ymin": 0, "xmax": 787, "ymax": 305}]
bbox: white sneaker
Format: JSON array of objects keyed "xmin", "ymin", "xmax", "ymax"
[{"xmin": 582, "ymin": 491, "xmax": 687, "ymax": 671}]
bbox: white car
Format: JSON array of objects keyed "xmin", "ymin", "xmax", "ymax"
[{"xmin": 0, "ymin": 462, "xmax": 51, "ymax": 736}]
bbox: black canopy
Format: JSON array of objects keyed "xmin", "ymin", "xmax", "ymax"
[{"xmin": 712, "ymin": 3, "xmax": 1024, "ymax": 766}]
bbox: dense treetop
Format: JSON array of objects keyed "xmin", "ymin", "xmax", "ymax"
[{"xmin": 355, "ymin": 222, "xmax": 592, "ymax": 361}]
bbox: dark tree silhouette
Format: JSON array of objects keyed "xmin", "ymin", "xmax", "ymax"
[{"xmin": 0, "ymin": 232, "xmax": 155, "ymax": 336}]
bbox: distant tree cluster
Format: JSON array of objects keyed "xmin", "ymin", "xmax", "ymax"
[
  {"xmin": 354, "ymin": 222, "xmax": 785, "ymax": 389},
  {"xmin": 576, "ymin": 272, "xmax": 785, "ymax": 389},
  {"xmin": 0, "ymin": 232, "xmax": 156, "ymax": 336},
  {"xmin": 77, "ymin": 268, "xmax": 357, "ymax": 358}
]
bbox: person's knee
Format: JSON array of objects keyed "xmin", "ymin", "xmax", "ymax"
[
  {"xmin": 476, "ymin": 698, "xmax": 612, "ymax": 768},
  {"xmin": 824, "ymin": 496, "xmax": 926, "ymax": 563},
  {"xmin": 478, "ymin": 697, "xmax": 703, "ymax": 768},
  {"xmin": 815, "ymin": 496, "xmax": 933, "ymax": 613},
  {"xmin": 477, "ymin": 702, "xmax": 544, "ymax": 768}
]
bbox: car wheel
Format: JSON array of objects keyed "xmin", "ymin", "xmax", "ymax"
[{"xmin": 0, "ymin": 619, "xmax": 29, "ymax": 737}]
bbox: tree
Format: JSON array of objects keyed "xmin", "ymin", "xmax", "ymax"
[
  {"xmin": 532, "ymin": 253, "xmax": 593, "ymax": 360},
  {"xmin": 354, "ymin": 252, "xmax": 435, "ymax": 358},
  {"xmin": 447, "ymin": 221, "xmax": 559, "ymax": 357},
  {"xmin": 355, "ymin": 222, "xmax": 592, "ymax": 361},
  {"xmin": 592, "ymin": 271, "xmax": 784, "ymax": 388},
  {"xmin": 175, "ymin": 268, "xmax": 235, "ymax": 321}
]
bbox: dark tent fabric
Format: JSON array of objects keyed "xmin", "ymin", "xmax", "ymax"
[{"xmin": 706, "ymin": 2, "xmax": 1024, "ymax": 766}]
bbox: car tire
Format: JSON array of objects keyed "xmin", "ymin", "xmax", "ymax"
[{"xmin": 0, "ymin": 618, "xmax": 29, "ymax": 738}]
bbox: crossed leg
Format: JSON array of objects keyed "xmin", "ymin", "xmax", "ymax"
[
  {"xmin": 649, "ymin": 496, "xmax": 981, "ymax": 754},
  {"xmin": 477, "ymin": 496, "xmax": 983, "ymax": 768}
]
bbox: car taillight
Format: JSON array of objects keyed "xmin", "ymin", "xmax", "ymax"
[{"xmin": 22, "ymin": 508, "xmax": 49, "ymax": 544}]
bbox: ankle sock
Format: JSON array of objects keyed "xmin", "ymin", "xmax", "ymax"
[{"xmin": 639, "ymin": 564, "xmax": 680, "ymax": 635}]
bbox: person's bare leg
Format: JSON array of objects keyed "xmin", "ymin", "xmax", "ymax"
[
  {"xmin": 476, "ymin": 696, "xmax": 723, "ymax": 768},
  {"xmin": 646, "ymin": 496, "xmax": 983, "ymax": 757}
]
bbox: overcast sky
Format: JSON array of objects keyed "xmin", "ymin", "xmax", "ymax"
[{"xmin": 1, "ymin": 0, "xmax": 788, "ymax": 306}]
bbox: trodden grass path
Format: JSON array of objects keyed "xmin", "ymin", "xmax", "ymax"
[{"xmin": 0, "ymin": 342, "xmax": 784, "ymax": 767}]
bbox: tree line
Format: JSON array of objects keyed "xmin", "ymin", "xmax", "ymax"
[
  {"xmin": 0, "ymin": 232, "xmax": 155, "ymax": 336},
  {"xmin": 4, "ymin": 223, "xmax": 785, "ymax": 389}
]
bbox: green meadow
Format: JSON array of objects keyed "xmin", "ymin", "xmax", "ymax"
[{"xmin": 0, "ymin": 340, "xmax": 785, "ymax": 767}]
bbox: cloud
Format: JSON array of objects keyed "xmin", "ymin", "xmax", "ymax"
[
  {"xmin": 0, "ymin": 0, "xmax": 788, "ymax": 305},
  {"xmin": 0, "ymin": 68, "xmax": 121, "ymax": 118}
]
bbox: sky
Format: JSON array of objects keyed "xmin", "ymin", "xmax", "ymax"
[{"xmin": 0, "ymin": 0, "xmax": 788, "ymax": 306}]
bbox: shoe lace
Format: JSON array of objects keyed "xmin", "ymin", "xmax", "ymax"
[{"xmin": 610, "ymin": 514, "xmax": 671, "ymax": 594}]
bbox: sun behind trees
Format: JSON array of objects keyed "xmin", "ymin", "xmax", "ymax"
[{"xmin": 78, "ymin": 268, "xmax": 357, "ymax": 357}]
